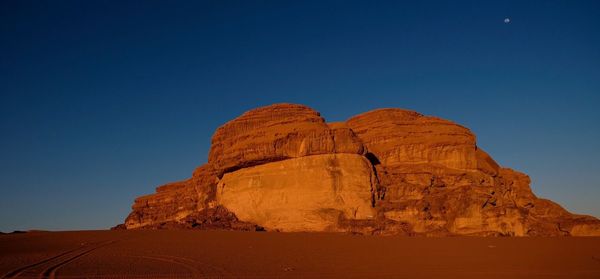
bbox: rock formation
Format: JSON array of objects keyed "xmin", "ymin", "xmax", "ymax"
[{"xmin": 122, "ymin": 103, "xmax": 600, "ymax": 236}]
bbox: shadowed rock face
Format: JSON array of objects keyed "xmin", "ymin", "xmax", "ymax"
[{"xmin": 123, "ymin": 103, "xmax": 600, "ymax": 236}]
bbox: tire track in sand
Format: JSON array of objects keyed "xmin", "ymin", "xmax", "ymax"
[
  {"xmin": 126, "ymin": 254, "xmax": 236, "ymax": 278},
  {"xmin": 1, "ymin": 240, "xmax": 117, "ymax": 279}
]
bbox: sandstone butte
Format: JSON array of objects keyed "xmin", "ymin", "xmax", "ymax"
[{"xmin": 120, "ymin": 103, "xmax": 600, "ymax": 236}]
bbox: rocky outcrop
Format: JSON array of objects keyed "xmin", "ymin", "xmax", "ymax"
[
  {"xmin": 124, "ymin": 165, "xmax": 217, "ymax": 229},
  {"xmin": 208, "ymin": 104, "xmax": 364, "ymax": 177},
  {"xmin": 122, "ymin": 103, "xmax": 600, "ymax": 236},
  {"xmin": 346, "ymin": 108, "xmax": 478, "ymax": 170}
]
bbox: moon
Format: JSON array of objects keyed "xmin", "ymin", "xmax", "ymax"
[{"xmin": 504, "ymin": 18, "xmax": 511, "ymax": 23}]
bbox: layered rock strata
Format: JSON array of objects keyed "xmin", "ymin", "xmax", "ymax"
[{"xmin": 122, "ymin": 103, "xmax": 600, "ymax": 236}]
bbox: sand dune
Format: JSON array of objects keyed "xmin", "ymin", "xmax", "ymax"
[{"xmin": 1, "ymin": 230, "xmax": 599, "ymax": 278}]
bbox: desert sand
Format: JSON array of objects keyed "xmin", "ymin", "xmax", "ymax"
[{"xmin": 1, "ymin": 230, "xmax": 599, "ymax": 279}]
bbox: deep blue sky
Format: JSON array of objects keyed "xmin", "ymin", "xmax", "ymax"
[{"xmin": 1, "ymin": 0, "xmax": 599, "ymax": 231}]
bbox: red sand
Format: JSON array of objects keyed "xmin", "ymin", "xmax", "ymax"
[{"xmin": 1, "ymin": 230, "xmax": 599, "ymax": 278}]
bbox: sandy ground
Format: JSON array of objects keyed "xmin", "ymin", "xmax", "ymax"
[{"xmin": 1, "ymin": 230, "xmax": 599, "ymax": 279}]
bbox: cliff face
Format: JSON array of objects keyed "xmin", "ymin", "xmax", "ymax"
[
  {"xmin": 122, "ymin": 103, "xmax": 600, "ymax": 236},
  {"xmin": 217, "ymin": 154, "xmax": 376, "ymax": 232}
]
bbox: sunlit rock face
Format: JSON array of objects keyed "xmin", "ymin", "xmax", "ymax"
[
  {"xmin": 123, "ymin": 103, "xmax": 600, "ymax": 236},
  {"xmin": 216, "ymin": 154, "xmax": 376, "ymax": 232}
]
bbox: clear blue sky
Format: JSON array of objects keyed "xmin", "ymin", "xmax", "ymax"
[{"xmin": 1, "ymin": 0, "xmax": 599, "ymax": 231}]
